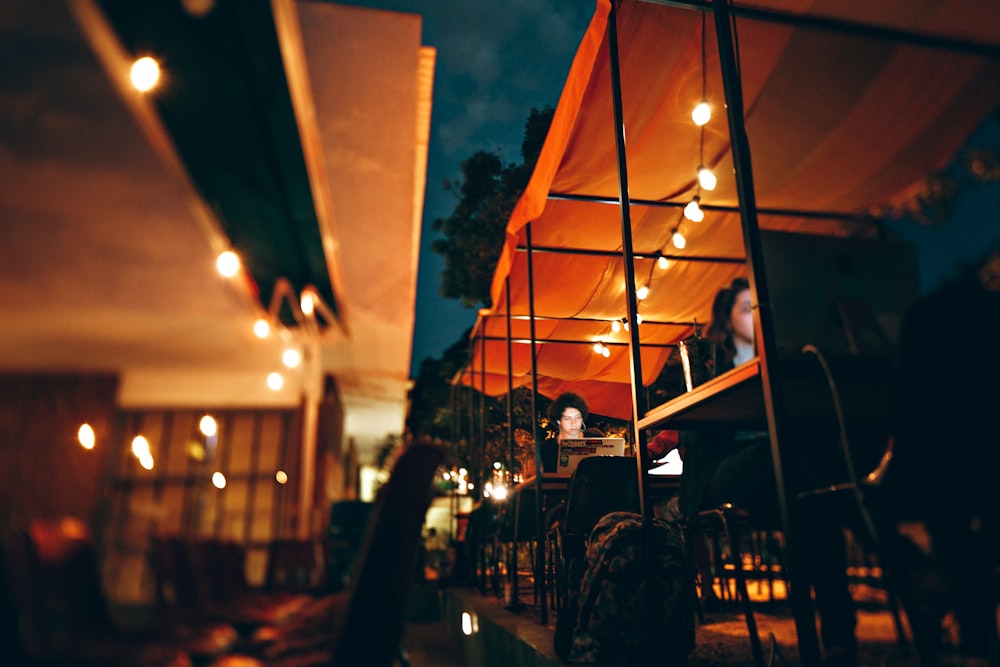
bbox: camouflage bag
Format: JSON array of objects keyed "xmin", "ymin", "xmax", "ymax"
[{"xmin": 567, "ymin": 511, "xmax": 694, "ymax": 665}]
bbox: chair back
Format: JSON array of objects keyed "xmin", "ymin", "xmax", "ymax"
[
  {"xmin": 563, "ymin": 456, "xmax": 641, "ymax": 539},
  {"xmin": 330, "ymin": 441, "xmax": 445, "ymax": 667}
]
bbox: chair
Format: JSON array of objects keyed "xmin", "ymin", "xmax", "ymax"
[
  {"xmin": 210, "ymin": 441, "xmax": 446, "ymax": 667},
  {"xmin": 689, "ymin": 504, "xmax": 768, "ymax": 667},
  {"xmin": 551, "ymin": 457, "xmax": 640, "ymax": 615},
  {"xmin": 794, "ymin": 346, "xmax": 911, "ymax": 657}
]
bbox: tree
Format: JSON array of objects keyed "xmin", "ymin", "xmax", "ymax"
[{"xmin": 431, "ymin": 106, "xmax": 554, "ymax": 308}]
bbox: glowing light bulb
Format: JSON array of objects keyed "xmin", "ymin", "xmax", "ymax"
[
  {"xmin": 602, "ymin": 345, "xmax": 611, "ymax": 358},
  {"xmin": 78, "ymin": 423, "xmax": 96, "ymax": 450},
  {"xmin": 692, "ymin": 100, "xmax": 711, "ymax": 126},
  {"xmin": 636, "ymin": 313, "xmax": 644, "ymax": 324},
  {"xmin": 300, "ymin": 292, "xmax": 315, "ymax": 316},
  {"xmin": 636, "ymin": 285, "xmax": 650, "ymax": 301},
  {"xmin": 130, "ymin": 56, "xmax": 160, "ymax": 92},
  {"xmin": 267, "ymin": 372, "xmax": 284, "ymax": 391},
  {"xmin": 131, "ymin": 435, "xmax": 150, "ymax": 459},
  {"xmin": 275, "ymin": 470, "xmax": 288, "ymax": 484},
  {"xmin": 657, "ymin": 256, "xmax": 670, "ymax": 270},
  {"xmin": 684, "ymin": 197, "xmax": 704, "ymax": 222},
  {"xmin": 593, "ymin": 342, "xmax": 604, "ymax": 354},
  {"xmin": 253, "ymin": 318, "xmax": 270, "ymax": 338},
  {"xmin": 698, "ymin": 166, "xmax": 717, "ymax": 191},
  {"xmin": 611, "ymin": 320, "xmax": 621, "ymax": 333},
  {"xmin": 212, "ymin": 471, "xmax": 227, "ymax": 489},
  {"xmin": 199, "ymin": 415, "xmax": 217, "ymax": 437},
  {"xmin": 282, "ymin": 348, "xmax": 302, "ymax": 368},
  {"xmin": 216, "ymin": 251, "xmax": 240, "ymax": 277},
  {"xmin": 672, "ymin": 229, "xmax": 687, "ymax": 249}
]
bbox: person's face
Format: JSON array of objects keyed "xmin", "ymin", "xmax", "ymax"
[
  {"xmin": 729, "ymin": 288, "xmax": 754, "ymax": 346},
  {"xmin": 559, "ymin": 408, "xmax": 583, "ymax": 438}
]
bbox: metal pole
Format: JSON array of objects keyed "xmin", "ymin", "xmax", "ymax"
[
  {"xmin": 709, "ymin": 0, "xmax": 819, "ymax": 664},
  {"xmin": 607, "ymin": 0, "xmax": 653, "ymax": 527},
  {"xmin": 526, "ymin": 223, "xmax": 548, "ymax": 624}
]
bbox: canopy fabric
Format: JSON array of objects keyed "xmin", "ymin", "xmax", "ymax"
[{"xmin": 460, "ymin": 0, "xmax": 1000, "ymax": 420}]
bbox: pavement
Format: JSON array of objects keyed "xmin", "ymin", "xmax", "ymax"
[{"xmin": 401, "ymin": 580, "xmax": 922, "ymax": 667}]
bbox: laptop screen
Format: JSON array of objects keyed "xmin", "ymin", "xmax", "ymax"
[{"xmin": 554, "ymin": 437, "xmax": 626, "ymax": 477}]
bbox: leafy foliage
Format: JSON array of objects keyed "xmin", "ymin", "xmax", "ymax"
[{"xmin": 430, "ymin": 106, "xmax": 554, "ymax": 308}]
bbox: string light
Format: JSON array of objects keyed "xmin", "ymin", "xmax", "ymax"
[
  {"xmin": 253, "ymin": 318, "xmax": 270, "ymax": 338},
  {"xmin": 130, "ymin": 56, "xmax": 160, "ymax": 92},
  {"xmin": 611, "ymin": 320, "xmax": 622, "ymax": 333},
  {"xmin": 636, "ymin": 285, "xmax": 650, "ymax": 300},
  {"xmin": 282, "ymin": 348, "xmax": 302, "ymax": 368},
  {"xmin": 672, "ymin": 228, "xmax": 687, "ymax": 249},
  {"xmin": 683, "ymin": 196, "xmax": 704, "ymax": 222},
  {"xmin": 216, "ymin": 250, "xmax": 240, "ymax": 277},
  {"xmin": 592, "ymin": 342, "xmax": 611, "ymax": 357},
  {"xmin": 697, "ymin": 166, "xmax": 717, "ymax": 191},
  {"xmin": 691, "ymin": 100, "xmax": 711, "ymax": 126},
  {"xmin": 657, "ymin": 256, "xmax": 670, "ymax": 270}
]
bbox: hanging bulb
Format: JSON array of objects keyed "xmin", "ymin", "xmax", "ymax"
[
  {"xmin": 593, "ymin": 341, "xmax": 604, "ymax": 355},
  {"xmin": 684, "ymin": 197, "xmax": 704, "ymax": 222},
  {"xmin": 697, "ymin": 166, "xmax": 717, "ymax": 191},
  {"xmin": 636, "ymin": 285, "xmax": 650, "ymax": 301},
  {"xmin": 672, "ymin": 229, "xmax": 687, "ymax": 249},
  {"xmin": 601, "ymin": 345, "xmax": 611, "ymax": 358},
  {"xmin": 636, "ymin": 313, "xmax": 644, "ymax": 324},
  {"xmin": 611, "ymin": 320, "xmax": 622, "ymax": 333},
  {"xmin": 657, "ymin": 256, "xmax": 669, "ymax": 270},
  {"xmin": 692, "ymin": 100, "xmax": 711, "ymax": 126}
]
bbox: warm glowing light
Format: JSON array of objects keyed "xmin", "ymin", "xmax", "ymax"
[
  {"xmin": 672, "ymin": 229, "xmax": 687, "ymax": 249},
  {"xmin": 212, "ymin": 471, "xmax": 227, "ymax": 489},
  {"xmin": 282, "ymin": 348, "xmax": 302, "ymax": 368},
  {"xmin": 130, "ymin": 56, "xmax": 160, "ymax": 92},
  {"xmin": 593, "ymin": 342, "xmax": 604, "ymax": 354},
  {"xmin": 139, "ymin": 453, "xmax": 154, "ymax": 470},
  {"xmin": 275, "ymin": 470, "xmax": 288, "ymax": 484},
  {"xmin": 131, "ymin": 435, "xmax": 150, "ymax": 458},
  {"xmin": 187, "ymin": 440, "xmax": 205, "ymax": 461},
  {"xmin": 181, "ymin": 0, "xmax": 215, "ymax": 17},
  {"xmin": 636, "ymin": 313, "xmax": 644, "ymax": 324},
  {"xmin": 493, "ymin": 461, "xmax": 502, "ymax": 470},
  {"xmin": 684, "ymin": 197, "xmax": 704, "ymax": 222},
  {"xmin": 698, "ymin": 166, "xmax": 717, "ymax": 191},
  {"xmin": 602, "ymin": 345, "xmax": 611, "ymax": 358},
  {"xmin": 636, "ymin": 285, "xmax": 650, "ymax": 301},
  {"xmin": 78, "ymin": 423, "xmax": 96, "ymax": 450},
  {"xmin": 657, "ymin": 256, "xmax": 670, "ymax": 270},
  {"xmin": 300, "ymin": 292, "xmax": 315, "ymax": 316},
  {"xmin": 492, "ymin": 485, "xmax": 508, "ymax": 501},
  {"xmin": 611, "ymin": 320, "xmax": 621, "ymax": 333},
  {"xmin": 216, "ymin": 251, "xmax": 240, "ymax": 277},
  {"xmin": 267, "ymin": 372, "xmax": 284, "ymax": 391},
  {"xmin": 199, "ymin": 415, "xmax": 217, "ymax": 438},
  {"xmin": 253, "ymin": 318, "xmax": 270, "ymax": 338},
  {"xmin": 692, "ymin": 100, "xmax": 711, "ymax": 126},
  {"xmin": 462, "ymin": 611, "xmax": 480, "ymax": 636}
]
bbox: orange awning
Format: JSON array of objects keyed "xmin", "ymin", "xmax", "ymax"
[{"xmin": 459, "ymin": 0, "xmax": 1000, "ymax": 420}]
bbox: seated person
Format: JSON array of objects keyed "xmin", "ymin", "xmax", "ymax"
[
  {"xmin": 539, "ymin": 392, "xmax": 603, "ymax": 474},
  {"xmin": 658, "ymin": 277, "xmax": 859, "ymax": 665}
]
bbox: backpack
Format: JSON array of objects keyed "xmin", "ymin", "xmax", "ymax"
[{"xmin": 561, "ymin": 511, "xmax": 695, "ymax": 665}]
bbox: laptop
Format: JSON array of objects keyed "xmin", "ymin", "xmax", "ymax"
[{"xmin": 554, "ymin": 437, "xmax": 627, "ymax": 477}]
